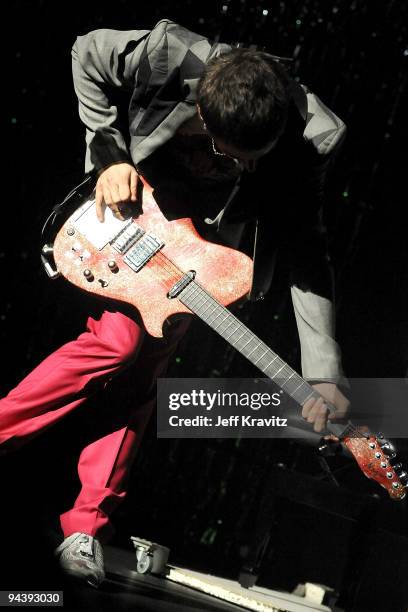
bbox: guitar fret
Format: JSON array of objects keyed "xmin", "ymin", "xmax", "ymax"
[
  {"xmin": 189, "ymin": 294, "xmax": 207, "ymax": 309},
  {"xmin": 207, "ymin": 313, "xmax": 222, "ymax": 326},
  {"xmin": 198, "ymin": 303, "xmax": 217, "ymax": 319},
  {"xmin": 223, "ymin": 328, "xmax": 239, "ymax": 341},
  {"xmin": 265, "ymin": 361, "xmax": 284, "ymax": 376},
  {"xmin": 274, "ymin": 364, "xmax": 286, "ymax": 376},
  {"xmin": 219, "ymin": 319, "xmax": 235, "ymax": 332},
  {"xmin": 197, "ymin": 299, "xmax": 221, "ymax": 320},
  {"xmin": 262, "ymin": 356, "xmax": 279, "ymax": 371},
  {"xmin": 186, "ymin": 290, "xmax": 207, "ymax": 310},
  {"xmin": 199, "ymin": 301, "xmax": 215, "ymax": 316},
  {"xmin": 245, "ymin": 342, "xmax": 262, "ymax": 358},
  {"xmin": 290, "ymin": 381, "xmax": 303, "ymax": 394},
  {"xmin": 252, "ymin": 349, "xmax": 269, "ymax": 365},
  {"xmin": 237, "ymin": 336, "xmax": 253, "ymax": 351},
  {"xmin": 282, "ymin": 376, "xmax": 303, "ymax": 394},
  {"xmin": 281, "ymin": 372, "xmax": 295, "ymax": 385},
  {"xmin": 232, "ymin": 330, "xmax": 249, "ymax": 345},
  {"xmin": 212, "ymin": 313, "xmax": 229, "ymax": 329}
]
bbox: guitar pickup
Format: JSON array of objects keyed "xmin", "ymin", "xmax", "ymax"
[
  {"xmin": 111, "ymin": 223, "xmax": 145, "ymax": 254},
  {"xmin": 124, "ymin": 234, "xmax": 164, "ymax": 272}
]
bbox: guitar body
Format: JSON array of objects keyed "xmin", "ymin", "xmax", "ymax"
[{"xmin": 53, "ymin": 184, "xmax": 253, "ymax": 337}]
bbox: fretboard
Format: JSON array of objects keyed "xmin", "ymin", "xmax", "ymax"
[{"xmin": 179, "ymin": 280, "xmax": 316, "ymax": 407}]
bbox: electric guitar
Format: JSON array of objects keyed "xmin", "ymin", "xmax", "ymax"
[{"xmin": 42, "ymin": 181, "xmax": 407, "ymax": 500}]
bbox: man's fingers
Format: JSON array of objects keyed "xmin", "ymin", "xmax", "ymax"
[
  {"xmin": 106, "ymin": 184, "xmax": 126, "ymax": 219},
  {"xmin": 301, "ymin": 397, "xmax": 318, "ymax": 419},
  {"xmin": 323, "ymin": 434, "xmax": 340, "ymax": 442},
  {"xmin": 97, "ymin": 185, "xmax": 119, "ymax": 222},
  {"xmin": 306, "ymin": 397, "xmax": 325, "ymax": 422},
  {"xmin": 96, "ymin": 164, "xmax": 139, "ymax": 222},
  {"xmin": 313, "ymin": 403, "xmax": 329, "ymax": 432},
  {"xmin": 119, "ymin": 182, "xmax": 131, "ymax": 204},
  {"xmin": 95, "ymin": 186, "xmax": 107, "ymax": 223},
  {"xmin": 108, "ymin": 181, "xmax": 122, "ymax": 206},
  {"xmin": 130, "ymin": 170, "xmax": 138, "ymax": 201},
  {"xmin": 302, "ymin": 397, "xmax": 330, "ymax": 432}
]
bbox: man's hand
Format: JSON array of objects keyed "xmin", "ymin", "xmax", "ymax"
[
  {"xmin": 95, "ymin": 163, "xmax": 139, "ymax": 222},
  {"xmin": 302, "ymin": 382, "xmax": 350, "ymax": 434}
]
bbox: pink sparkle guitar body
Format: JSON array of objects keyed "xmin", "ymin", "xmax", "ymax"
[{"xmin": 53, "ymin": 183, "xmax": 253, "ymax": 337}]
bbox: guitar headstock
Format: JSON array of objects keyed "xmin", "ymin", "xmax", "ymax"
[{"xmin": 342, "ymin": 433, "xmax": 407, "ymax": 500}]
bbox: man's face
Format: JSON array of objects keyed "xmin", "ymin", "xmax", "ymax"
[
  {"xmin": 211, "ymin": 136, "xmax": 278, "ymax": 172},
  {"xmin": 196, "ymin": 104, "xmax": 279, "ymax": 172}
]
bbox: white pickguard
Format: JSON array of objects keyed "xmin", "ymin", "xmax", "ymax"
[{"xmin": 71, "ymin": 199, "xmax": 130, "ymax": 250}]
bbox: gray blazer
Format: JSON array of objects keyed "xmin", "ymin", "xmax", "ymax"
[{"xmin": 72, "ymin": 19, "xmax": 347, "ymax": 384}]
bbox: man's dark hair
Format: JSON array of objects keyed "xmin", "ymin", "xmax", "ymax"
[{"xmin": 197, "ymin": 48, "xmax": 291, "ymax": 151}]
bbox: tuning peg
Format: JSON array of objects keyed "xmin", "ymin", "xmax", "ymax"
[
  {"xmin": 398, "ymin": 471, "xmax": 408, "ymax": 485},
  {"xmin": 391, "ymin": 463, "xmax": 403, "ymax": 473},
  {"xmin": 380, "ymin": 441, "xmax": 396, "ymax": 456}
]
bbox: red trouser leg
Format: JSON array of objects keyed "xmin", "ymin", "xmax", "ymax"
[
  {"xmin": 0, "ymin": 308, "xmax": 189, "ymax": 543},
  {"xmin": 0, "ymin": 310, "xmax": 144, "ymax": 449},
  {"xmin": 59, "ymin": 316, "xmax": 190, "ymax": 543}
]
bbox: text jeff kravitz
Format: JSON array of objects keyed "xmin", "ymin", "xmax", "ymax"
[{"xmin": 168, "ymin": 415, "xmax": 288, "ymax": 427}]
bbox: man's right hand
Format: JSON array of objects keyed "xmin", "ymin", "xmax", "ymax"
[{"xmin": 95, "ymin": 163, "xmax": 139, "ymax": 222}]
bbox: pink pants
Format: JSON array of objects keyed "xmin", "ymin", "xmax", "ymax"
[{"xmin": 0, "ymin": 309, "xmax": 189, "ymax": 542}]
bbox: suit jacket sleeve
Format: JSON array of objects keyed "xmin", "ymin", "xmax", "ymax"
[
  {"xmin": 288, "ymin": 88, "xmax": 347, "ymax": 385},
  {"xmin": 72, "ymin": 27, "xmax": 152, "ymax": 173}
]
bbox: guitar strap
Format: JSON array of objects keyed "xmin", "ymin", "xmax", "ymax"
[{"xmin": 41, "ymin": 174, "xmax": 95, "ymax": 244}]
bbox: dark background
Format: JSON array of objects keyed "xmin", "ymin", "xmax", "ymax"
[{"xmin": 3, "ymin": 1, "xmax": 407, "ymax": 611}]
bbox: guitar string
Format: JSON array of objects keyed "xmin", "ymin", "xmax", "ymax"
[
  {"xmin": 179, "ymin": 279, "xmax": 368, "ymax": 440},
  {"xmin": 109, "ymin": 216, "xmax": 389, "ymax": 446},
  {"xmin": 127, "ymin": 243, "xmax": 369, "ymax": 441},
  {"xmin": 110, "ymin": 205, "xmax": 387, "ymax": 444},
  {"xmin": 128, "ymin": 240, "xmax": 369, "ymax": 442}
]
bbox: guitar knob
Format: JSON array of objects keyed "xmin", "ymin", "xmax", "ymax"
[
  {"xmin": 83, "ymin": 269, "xmax": 94, "ymax": 282},
  {"xmin": 108, "ymin": 260, "xmax": 119, "ymax": 273}
]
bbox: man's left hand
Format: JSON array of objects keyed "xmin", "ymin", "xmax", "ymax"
[{"xmin": 302, "ymin": 382, "xmax": 350, "ymax": 433}]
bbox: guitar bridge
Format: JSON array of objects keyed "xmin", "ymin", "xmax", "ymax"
[{"xmin": 111, "ymin": 223, "xmax": 145, "ymax": 254}]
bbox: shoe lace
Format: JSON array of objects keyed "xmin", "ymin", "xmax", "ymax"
[{"xmin": 77, "ymin": 534, "xmax": 94, "ymax": 558}]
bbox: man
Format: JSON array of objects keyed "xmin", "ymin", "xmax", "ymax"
[{"xmin": 0, "ymin": 19, "xmax": 349, "ymax": 587}]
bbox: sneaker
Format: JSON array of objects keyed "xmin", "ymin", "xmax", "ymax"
[{"xmin": 55, "ymin": 532, "xmax": 105, "ymax": 588}]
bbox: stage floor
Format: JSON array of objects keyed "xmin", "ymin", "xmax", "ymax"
[{"xmin": 58, "ymin": 545, "xmax": 334, "ymax": 612}]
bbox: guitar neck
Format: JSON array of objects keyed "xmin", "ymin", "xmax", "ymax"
[
  {"xmin": 179, "ymin": 281, "xmax": 316, "ymax": 402},
  {"xmin": 179, "ymin": 280, "xmax": 349, "ymax": 438}
]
